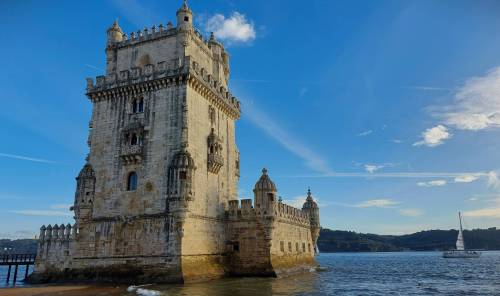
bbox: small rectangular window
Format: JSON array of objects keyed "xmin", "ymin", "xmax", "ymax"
[
  {"xmin": 296, "ymin": 242, "xmax": 299, "ymax": 252},
  {"xmin": 302, "ymin": 243, "xmax": 306, "ymax": 253},
  {"xmin": 288, "ymin": 242, "xmax": 292, "ymax": 252},
  {"xmin": 233, "ymin": 241, "xmax": 239, "ymax": 252},
  {"xmin": 280, "ymin": 241, "xmax": 284, "ymax": 252},
  {"xmin": 308, "ymin": 243, "xmax": 311, "ymax": 253},
  {"xmin": 179, "ymin": 171, "xmax": 187, "ymax": 180}
]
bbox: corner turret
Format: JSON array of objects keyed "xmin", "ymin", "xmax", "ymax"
[
  {"xmin": 253, "ymin": 168, "xmax": 277, "ymax": 216},
  {"xmin": 302, "ymin": 188, "xmax": 320, "ymax": 254},
  {"xmin": 176, "ymin": 0, "xmax": 193, "ymax": 31},
  {"xmin": 107, "ymin": 19, "xmax": 124, "ymax": 44},
  {"xmin": 72, "ymin": 163, "xmax": 95, "ymax": 222}
]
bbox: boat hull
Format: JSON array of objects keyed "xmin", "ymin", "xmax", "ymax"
[{"xmin": 442, "ymin": 250, "xmax": 481, "ymax": 258}]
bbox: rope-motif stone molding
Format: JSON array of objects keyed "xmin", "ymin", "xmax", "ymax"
[{"xmin": 86, "ymin": 57, "xmax": 241, "ymax": 120}]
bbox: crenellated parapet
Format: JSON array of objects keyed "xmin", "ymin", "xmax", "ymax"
[
  {"xmin": 38, "ymin": 223, "xmax": 77, "ymax": 243},
  {"xmin": 86, "ymin": 56, "xmax": 240, "ymax": 119},
  {"xmin": 228, "ymin": 198, "xmax": 311, "ymax": 227},
  {"xmin": 276, "ymin": 202, "xmax": 311, "ymax": 226}
]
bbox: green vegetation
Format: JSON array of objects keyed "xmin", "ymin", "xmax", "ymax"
[
  {"xmin": 0, "ymin": 239, "xmax": 38, "ymax": 254},
  {"xmin": 318, "ymin": 227, "xmax": 500, "ymax": 252}
]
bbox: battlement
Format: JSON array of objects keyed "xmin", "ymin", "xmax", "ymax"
[
  {"xmin": 109, "ymin": 23, "xmax": 210, "ymax": 52},
  {"xmin": 38, "ymin": 223, "xmax": 77, "ymax": 243},
  {"xmin": 228, "ymin": 199, "xmax": 311, "ymax": 226},
  {"xmin": 276, "ymin": 203, "xmax": 310, "ymax": 225},
  {"xmin": 86, "ymin": 56, "xmax": 240, "ymax": 118}
]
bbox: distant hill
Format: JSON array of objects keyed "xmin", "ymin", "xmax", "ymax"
[
  {"xmin": 318, "ymin": 228, "xmax": 500, "ymax": 252},
  {"xmin": 2, "ymin": 228, "xmax": 500, "ymax": 254},
  {"xmin": 0, "ymin": 239, "xmax": 38, "ymax": 254}
]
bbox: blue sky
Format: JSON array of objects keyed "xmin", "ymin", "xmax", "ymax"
[{"xmin": 2, "ymin": 0, "xmax": 500, "ymax": 238}]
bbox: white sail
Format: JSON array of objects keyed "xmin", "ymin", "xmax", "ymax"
[{"xmin": 456, "ymin": 212, "xmax": 465, "ymax": 251}]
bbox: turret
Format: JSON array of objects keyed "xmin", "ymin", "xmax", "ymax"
[
  {"xmin": 105, "ymin": 20, "xmax": 123, "ymax": 74},
  {"xmin": 253, "ymin": 168, "xmax": 277, "ymax": 216},
  {"xmin": 302, "ymin": 188, "xmax": 320, "ymax": 254},
  {"xmin": 107, "ymin": 19, "xmax": 124, "ymax": 44},
  {"xmin": 167, "ymin": 148, "xmax": 196, "ymax": 204},
  {"xmin": 176, "ymin": 0, "xmax": 193, "ymax": 31},
  {"xmin": 208, "ymin": 32, "xmax": 230, "ymax": 87},
  {"xmin": 73, "ymin": 163, "xmax": 96, "ymax": 222}
]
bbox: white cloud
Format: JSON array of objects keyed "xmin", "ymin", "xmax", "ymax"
[
  {"xmin": 50, "ymin": 204, "xmax": 73, "ymax": 210},
  {"xmin": 399, "ymin": 208, "xmax": 424, "ymax": 217},
  {"xmin": 0, "ymin": 152, "xmax": 56, "ymax": 164},
  {"xmin": 10, "ymin": 210, "xmax": 73, "ymax": 217},
  {"xmin": 440, "ymin": 67, "xmax": 500, "ymax": 131},
  {"xmin": 364, "ymin": 164, "xmax": 384, "ymax": 173},
  {"xmin": 354, "ymin": 199, "xmax": 399, "ymax": 208},
  {"xmin": 240, "ymin": 97, "xmax": 333, "ymax": 175},
  {"xmin": 463, "ymin": 207, "xmax": 500, "ymax": 218},
  {"xmin": 206, "ymin": 12, "xmax": 256, "ymax": 43},
  {"xmin": 357, "ymin": 130, "xmax": 373, "ymax": 137},
  {"xmin": 487, "ymin": 171, "xmax": 500, "ymax": 188},
  {"xmin": 417, "ymin": 180, "xmax": 447, "ymax": 187},
  {"xmin": 391, "ymin": 139, "xmax": 403, "ymax": 144},
  {"xmin": 413, "ymin": 125, "xmax": 452, "ymax": 147},
  {"xmin": 454, "ymin": 174, "xmax": 480, "ymax": 183}
]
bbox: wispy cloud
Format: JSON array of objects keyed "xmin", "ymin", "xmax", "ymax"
[
  {"xmin": 454, "ymin": 174, "xmax": 480, "ymax": 183},
  {"xmin": 399, "ymin": 208, "xmax": 424, "ymax": 217},
  {"xmin": 85, "ymin": 64, "xmax": 104, "ymax": 72},
  {"xmin": 417, "ymin": 180, "xmax": 447, "ymax": 187},
  {"xmin": 391, "ymin": 139, "xmax": 403, "ymax": 144},
  {"xmin": 206, "ymin": 12, "xmax": 256, "ymax": 44},
  {"xmin": 10, "ymin": 210, "xmax": 72, "ymax": 217},
  {"xmin": 357, "ymin": 130, "xmax": 373, "ymax": 137},
  {"xmin": 364, "ymin": 164, "xmax": 384, "ymax": 173},
  {"xmin": 413, "ymin": 125, "xmax": 452, "ymax": 147},
  {"xmin": 0, "ymin": 152, "xmax": 56, "ymax": 164},
  {"xmin": 354, "ymin": 199, "xmax": 399, "ymax": 208},
  {"xmin": 437, "ymin": 67, "xmax": 500, "ymax": 131},
  {"xmin": 241, "ymin": 97, "xmax": 333, "ymax": 175},
  {"xmin": 404, "ymin": 86, "xmax": 452, "ymax": 91},
  {"xmin": 463, "ymin": 208, "xmax": 500, "ymax": 218},
  {"xmin": 282, "ymin": 171, "xmax": 493, "ymax": 179}
]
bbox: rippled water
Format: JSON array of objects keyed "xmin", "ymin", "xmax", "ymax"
[{"xmin": 2, "ymin": 252, "xmax": 500, "ymax": 295}]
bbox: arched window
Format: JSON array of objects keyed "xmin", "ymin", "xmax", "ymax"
[
  {"xmin": 131, "ymin": 134, "xmax": 138, "ymax": 145},
  {"xmin": 132, "ymin": 100, "xmax": 138, "ymax": 113},
  {"xmin": 138, "ymin": 99, "xmax": 144, "ymax": 112},
  {"xmin": 127, "ymin": 172, "xmax": 138, "ymax": 191}
]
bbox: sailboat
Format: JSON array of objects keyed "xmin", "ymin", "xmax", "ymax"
[{"xmin": 443, "ymin": 212, "xmax": 481, "ymax": 258}]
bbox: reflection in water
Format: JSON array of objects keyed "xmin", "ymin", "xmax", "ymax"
[{"xmin": 150, "ymin": 272, "xmax": 319, "ymax": 296}]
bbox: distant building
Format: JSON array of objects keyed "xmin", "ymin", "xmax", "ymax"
[{"xmin": 31, "ymin": 1, "xmax": 320, "ymax": 283}]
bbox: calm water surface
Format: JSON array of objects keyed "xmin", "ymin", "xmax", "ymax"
[{"xmin": 2, "ymin": 252, "xmax": 500, "ymax": 295}]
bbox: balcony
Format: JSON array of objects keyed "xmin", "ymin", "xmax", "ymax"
[
  {"xmin": 121, "ymin": 145, "xmax": 144, "ymax": 165},
  {"xmin": 208, "ymin": 153, "xmax": 224, "ymax": 174}
]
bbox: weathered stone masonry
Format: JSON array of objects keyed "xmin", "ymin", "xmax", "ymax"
[{"xmin": 31, "ymin": 1, "xmax": 320, "ymax": 284}]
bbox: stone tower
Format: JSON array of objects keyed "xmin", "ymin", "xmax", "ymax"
[{"xmin": 31, "ymin": 1, "xmax": 319, "ymax": 284}]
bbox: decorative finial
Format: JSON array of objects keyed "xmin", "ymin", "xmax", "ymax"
[
  {"xmin": 183, "ymin": 0, "xmax": 188, "ymax": 8},
  {"xmin": 306, "ymin": 188, "xmax": 313, "ymax": 201},
  {"xmin": 262, "ymin": 168, "xmax": 268, "ymax": 175}
]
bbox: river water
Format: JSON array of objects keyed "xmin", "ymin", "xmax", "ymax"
[{"xmin": 2, "ymin": 251, "xmax": 500, "ymax": 295}]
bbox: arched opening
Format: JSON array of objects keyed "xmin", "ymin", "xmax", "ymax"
[
  {"xmin": 131, "ymin": 134, "xmax": 138, "ymax": 145},
  {"xmin": 127, "ymin": 172, "xmax": 138, "ymax": 191},
  {"xmin": 138, "ymin": 99, "xmax": 144, "ymax": 112},
  {"xmin": 132, "ymin": 100, "xmax": 138, "ymax": 113}
]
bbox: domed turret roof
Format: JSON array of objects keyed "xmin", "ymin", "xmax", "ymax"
[
  {"xmin": 171, "ymin": 149, "xmax": 196, "ymax": 169},
  {"xmin": 77, "ymin": 163, "xmax": 95, "ymax": 179},
  {"xmin": 254, "ymin": 168, "xmax": 277, "ymax": 192},
  {"xmin": 302, "ymin": 188, "xmax": 318, "ymax": 209}
]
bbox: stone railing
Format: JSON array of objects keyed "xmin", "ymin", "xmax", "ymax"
[
  {"xmin": 207, "ymin": 153, "xmax": 224, "ymax": 174},
  {"xmin": 121, "ymin": 144, "xmax": 143, "ymax": 165}
]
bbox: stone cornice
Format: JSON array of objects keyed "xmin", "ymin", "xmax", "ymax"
[{"xmin": 86, "ymin": 57, "xmax": 241, "ymax": 120}]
